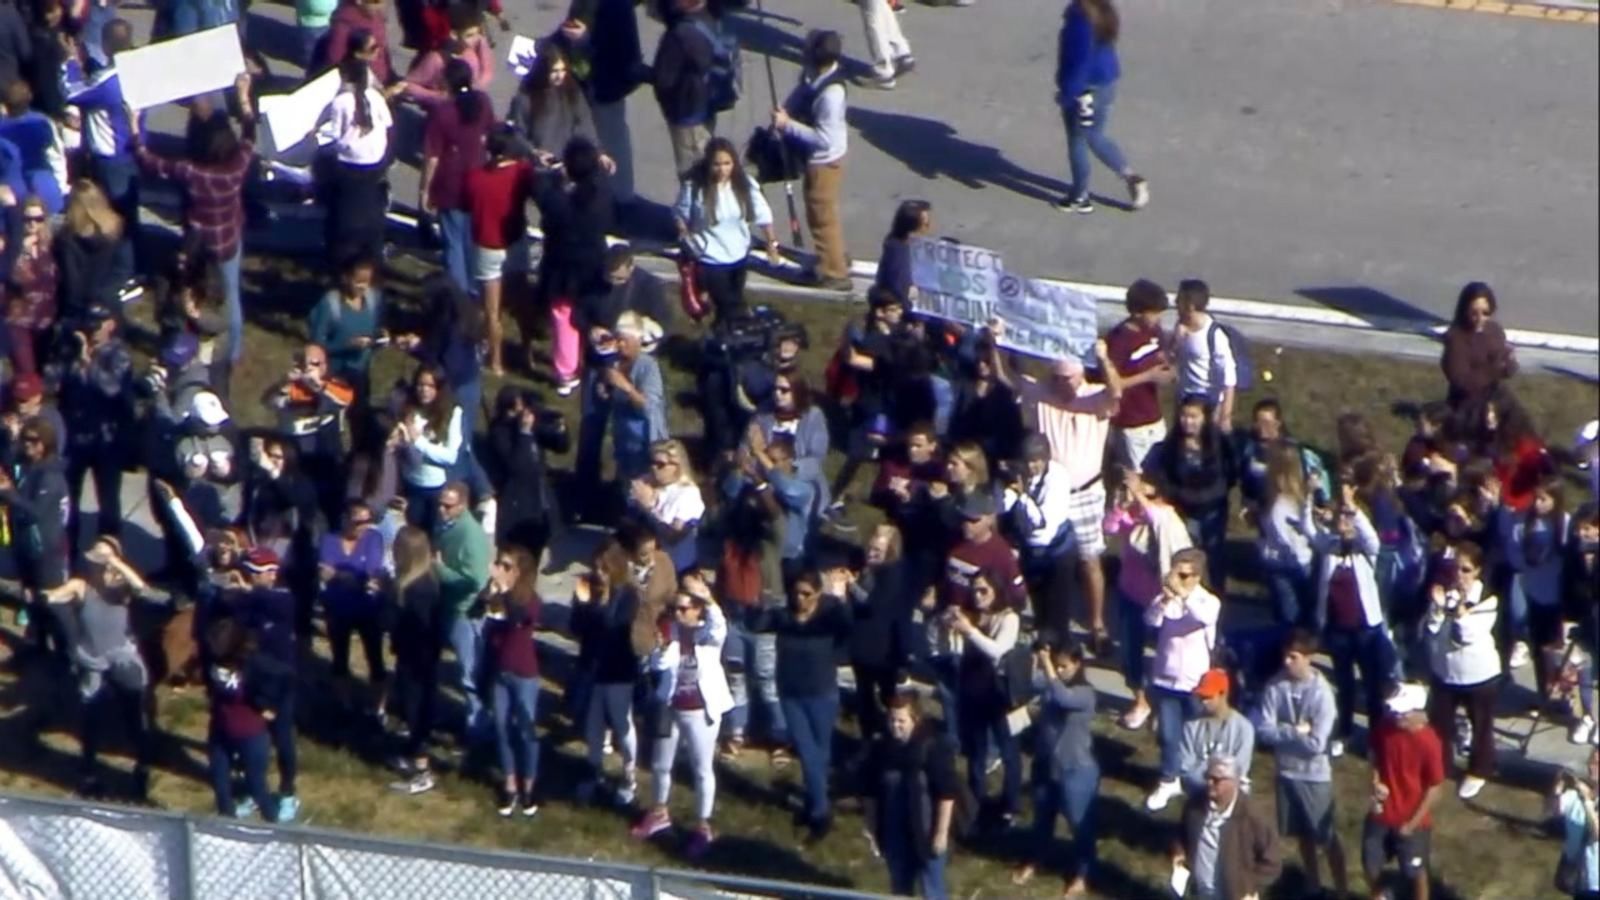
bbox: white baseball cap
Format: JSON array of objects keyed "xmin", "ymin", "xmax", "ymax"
[
  {"xmin": 1385, "ymin": 683, "xmax": 1429, "ymax": 716},
  {"xmin": 189, "ymin": 391, "xmax": 230, "ymax": 428}
]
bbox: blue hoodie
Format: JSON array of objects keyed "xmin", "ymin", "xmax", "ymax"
[{"xmin": 1056, "ymin": 1, "xmax": 1120, "ymax": 102}]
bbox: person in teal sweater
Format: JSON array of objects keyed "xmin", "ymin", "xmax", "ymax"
[
  {"xmin": 433, "ymin": 481, "xmax": 492, "ymax": 738},
  {"xmin": 297, "ymin": 0, "xmax": 341, "ymax": 68},
  {"xmin": 307, "ymin": 256, "xmax": 385, "ymax": 396}
]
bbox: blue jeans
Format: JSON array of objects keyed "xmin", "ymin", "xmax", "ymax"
[
  {"xmin": 1265, "ymin": 565, "xmax": 1311, "ymax": 630},
  {"xmin": 1506, "ymin": 576, "xmax": 1531, "ymax": 646},
  {"xmin": 1030, "ymin": 763, "xmax": 1100, "ymax": 880},
  {"xmin": 209, "ymin": 730, "xmax": 275, "ymax": 819},
  {"xmin": 958, "ymin": 693, "xmax": 1021, "ymax": 816},
  {"xmin": 574, "ymin": 401, "xmax": 608, "ymax": 498},
  {"xmin": 723, "ymin": 617, "xmax": 787, "ymax": 744},
  {"xmin": 436, "ymin": 209, "xmax": 472, "ymax": 293},
  {"xmin": 1118, "ymin": 590, "xmax": 1149, "ymax": 691},
  {"xmin": 218, "ymin": 248, "xmax": 243, "ymax": 365},
  {"xmin": 299, "ymin": 24, "xmax": 329, "ymax": 69},
  {"xmin": 492, "ymin": 673, "xmax": 541, "ymax": 783},
  {"xmin": 447, "ymin": 614, "xmax": 486, "ymax": 738},
  {"xmin": 1184, "ymin": 504, "xmax": 1230, "ymax": 590},
  {"xmin": 1150, "ymin": 685, "xmax": 1201, "ymax": 780},
  {"xmin": 779, "ymin": 692, "xmax": 839, "ymax": 824},
  {"xmin": 884, "ymin": 847, "xmax": 948, "ymax": 900},
  {"xmin": 1325, "ymin": 625, "xmax": 1397, "ymax": 739},
  {"xmin": 404, "ymin": 481, "xmax": 443, "ymax": 532},
  {"xmin": 1062, "ymin": 81, "xmax": 1130, "ymax": 201}
]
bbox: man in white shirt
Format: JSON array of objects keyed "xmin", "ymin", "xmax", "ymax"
[
  {"xmin": 1001, "ymin": 433, "xmax": 1075, "ymax": 639},
  {"xmin": 990, "ymin": 329, "xmax": 1122, "ymax": 653},
  {"xmin": 774, "ymin": 30, "xmax": 850, "ymax": 290},
  {"xmin": 1171, "ymin": 279, "xmax": 1238, "ymax": 432}
]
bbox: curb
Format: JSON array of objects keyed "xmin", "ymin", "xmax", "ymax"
[
  {"xmin": 1392, "ymin": 0, "xmax": 1599, "ymax": 23},
  {"xmin": 385, "ymin": 210, "xmax": 1599, "ymax": 356}
]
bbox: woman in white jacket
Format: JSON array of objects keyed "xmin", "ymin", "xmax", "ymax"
[
  {"xmin": 1143, "ymin": 547, "xmax": 1222, "ymax": 812},
  {"xmin": 1311, "ymin": 483, "xmax": 1399, "ymax": 758},
  {"xmin": 632, "ymin": 586, "xmax": 732, "ymax": 858},
  {"xmin": 1424, "ymin": 540, "xmax": 1502, "ymax": 800}
]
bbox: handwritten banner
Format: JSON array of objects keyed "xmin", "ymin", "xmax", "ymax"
[{"xmin": 908, "ymin": 237, "xmax": 1097, "ymax": 361}]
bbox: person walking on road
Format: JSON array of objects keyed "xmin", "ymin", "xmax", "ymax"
[
  {"xmin": 858, "ymin": 0, "xmax": 914, "ymax": 90},
  {"xmin": 774, "ymin": 30, "xmax": 851, "ymax": 291},
  {"xmin": 1055, "ymin": 0, "xmax": 1148, "ymax": 215}
]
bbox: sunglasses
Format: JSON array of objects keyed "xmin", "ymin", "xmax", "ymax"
[
  {"xmin": 651, "ymin": 459, "xmax": 675, "ymax": 469},
  {"xmin": 23, "ymin": 215, "xmax": 45, "ymax": 224},
  {"xmin": 1175, "ymin": 570, "xmax": 1200, "ymax": 581},
  {"xmin": 20, "ymin": 434, "xmax": 42, "ymax": 444}
]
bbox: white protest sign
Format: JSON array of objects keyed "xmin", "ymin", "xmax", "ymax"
[
  {"xmin": 258, "ymin": 67, "xmax": 341, "ymax": 154},
  {"xmin": 115, "ymin": 25, "xmax": 246, "ymax": 111},
  {"xmin": 908, "ymin": 237, "xmax": 1097, "ymax": 360},
  {"xmin": 508, "ymin": 35, "xmax": 538, "ymax": 77}
]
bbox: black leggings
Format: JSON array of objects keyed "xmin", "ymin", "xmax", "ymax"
[
  {"xmin": 81, "ymin": 680, "xmax": 152, "ymax": 775},
  {"xmin": 698, "ymin": 259, "xmax": 747, "ymax": 322}
]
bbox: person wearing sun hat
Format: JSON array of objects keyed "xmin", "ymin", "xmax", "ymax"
[{"xmin": 1178, "ymin": 668, "xmax": 1256, "ymax": 797}]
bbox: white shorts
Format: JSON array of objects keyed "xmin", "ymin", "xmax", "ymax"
[{"xmin": 473, "ymin": 239, "xmax": 531, "ymax": 282}]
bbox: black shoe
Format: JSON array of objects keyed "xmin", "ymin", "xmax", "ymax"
[
  {"xmin": 805, "ymin": 816, "xmax": 833, "ymax": 844},
  {"xmin": 495, "ymin": 787, "xmax": 516, "ymax": 817},
  {"xmin": 519, "ymin": 790, "xmax": 539, "ymax": 818},
  {"xmin": 132, "ymin": 767, "xmax": 151, "ymax": 801},
  {"xmin": 893, "ymin": 55, "xmax": 916, "ymax": 76},
  {"xmin": 1054, "ymin": 195, "xmax": 1094, "ymax": 215}
]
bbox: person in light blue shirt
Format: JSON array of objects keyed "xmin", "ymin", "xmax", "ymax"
[
  {"xmin": 1552, "ymin": 750, "xmax": 1599, "ymax": 898},
  {"xmin": 673, "ymin": 136, "xmax": 778, "ymax": 322}
]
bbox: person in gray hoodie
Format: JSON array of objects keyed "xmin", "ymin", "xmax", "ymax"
[
  {"xmin": 1179, "ymin": 668, "xmax": 1256, "ymax": 795},
  {"xmin": 1251, "ymin": 628, "xmax": 1349, "ymax": 898},
  {"xmin": 1013, "ymin": 639, "xmax": 1099, "ymax": 897}
]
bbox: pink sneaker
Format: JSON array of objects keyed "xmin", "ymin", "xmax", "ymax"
[{"xmin": 630, "ymin": 808, "xmax": 671, "ymax": 840}]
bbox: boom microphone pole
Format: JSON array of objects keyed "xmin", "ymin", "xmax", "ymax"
[{"xmin": 755, "ymin": 0, "xmax": 804, "ymax": 248}]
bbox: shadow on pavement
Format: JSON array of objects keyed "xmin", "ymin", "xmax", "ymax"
[
  {"xmin": 846, "ymin": 107, "xmax": 1072, "ymax": 206},
  {"xmin": 1297, "ymin": 286, "xmax": 1446, "ymax": 331}
]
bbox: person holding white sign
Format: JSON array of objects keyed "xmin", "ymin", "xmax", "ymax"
[{"xmin": 316, "ymin": 56, "xmax": 394, "ymax": 264}]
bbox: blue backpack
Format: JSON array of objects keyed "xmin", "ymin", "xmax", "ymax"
[
  {"xmin": 690, "ymin": 19, "xmax": 742, "ymax": 113},
  {"xmin": 1206, "ymin": 319, "xmax": 1255, "ymax": 392}
]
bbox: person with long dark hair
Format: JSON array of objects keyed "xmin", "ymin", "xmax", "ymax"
[
  {"xmin": 420, "ymin": 57, "xmax": 492, "ymax": 292},
  {"xmin": 507, "ymin": 42, "xmax": 611, "ymax": 170},
  {"xmin": 484, "ymin": 387, "xmax": 569, "ymax": 560},
  {"xmin": 1146, "ymin": 394, "xmax": 1236, "ymax": 590},
  {"xmin": 131, "ymin": 74, "xmax": 256, "ymax": 379},
  {"xmin": 1013, "ymin": 639, "xmax": 1099, "ymax": 897},
  {"xmin": 1441, "ymin": 281, "xmax": 1516, "ymax": 410},
  {"xmin": 674, "ymin": 137, "xmax": 779, "ymax": 323},
  {"xmin": 875, "ymin": 199, "xmax": 931, "ymax": 306},
  {"xmin": 398, "ymin": 3, "xmax": 495, "ymax": 106},
  {"xmin": 1054, "ymin": 0, "xmax": 1147, "ymax": 214},
  {"xmin": 537, "ymin": 137, "xmax": 614, "ymax": 395},
  {"xmin": 464, "ymin": 127, "xmax": 536, "ymax": 376},
  {"xmin": 1423, "ymin": 540, "xmax": 1503, "ymax": 800},
  {"xmin": 946, "ymin": 568, "xmax": 1023, "ymax": 826},
  {"xmin": 391, "ymin": 364, "xmax": 463, "ymax": 531},
  {"xmin": 7, "ymin": 193, "xmax": 56, "ymax": 377},
  {"xmin": 316, "ymin": 56, "xmax": 395, "ymax": 264}
]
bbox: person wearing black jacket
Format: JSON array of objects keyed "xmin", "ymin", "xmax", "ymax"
[
  {"xmin": 579, "ymin": 245, "xmax": 672, "ymax": 336},
  {"xmin": 202, "ymin": 616, "xmax": 285, "ymax": 821},
  {"xmin": 559, "ymin": 0, "xmax": 648, "ymax": 206},
  {"xmin": 483, "ymin": 387, "xmax": 569, "ymax": 561},
  {"xmin": 861, "ymin": 693, "xmax": 961, "ymax": 900},
  {"xmin": 569, "ymin": 534, "xmax": 655, "ymax": 807},
  {"xmin": 848, "ymin": 524, "xmax": 915, "ymax": 750},
  {"xmin": 0, "ymin": 414, "xmax": 69, "ymax": 653},
  {"xmin": 230, "ymin": 547, "xmax": 302, "ymax": 822},
  {"xmin": 1565, "ymin": 504, "xmax": 1598, "ymax": 746},
  {"xmin": 239, "ymin": 437, "xmax": 321, "ymax": 646},
  {"xmin": 948, "ymin": 341, "xmax": 1024, "ymax": 469},
  {"xmin": 536, "ymin": 138, "xmax": 614, "ymax": 395},
  {"xmin": 651, "ymin": 0, "xmax": 716, "ymax": 178},
  {"xmin": 747, "ymin": 568, "xmax": 852, "ymax": 840},
  {"xmin": 1144, "ymin": 394, "xmax": 1237, "ymax": 590},
  {"xmin": 25, "ymin": 0, "xmax": 67, "ymax": 119},
  {"xmin": 54, "ymin": 303, "xmax": 132, "ymax": 555}
]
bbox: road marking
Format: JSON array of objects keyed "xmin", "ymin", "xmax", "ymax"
[{"xmin": 1391, "ymin": 0, "xmax": 1599, "ymax": 23}]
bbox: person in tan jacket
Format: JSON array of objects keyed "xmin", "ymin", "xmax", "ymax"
[{"xmin": 1172, "ymin": 755, "xmax": 1282, "ymax": 900}]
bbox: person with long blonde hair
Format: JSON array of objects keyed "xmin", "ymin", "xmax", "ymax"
[
  {"xmin": 1261, "ymin": 443, "xmax": 1317, "ymax": 629},
  {"xmin": 6, "ymin": 194, "xmax": 58, "ymax": 375},
  {"xmin": 629, "ymin": 438, "xmax": 706, "ymax": 573},
  {"xmin": 57, "ymin": 179, "xmax": 131, "ymax": 317}
]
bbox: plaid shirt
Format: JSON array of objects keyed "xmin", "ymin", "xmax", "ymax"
[{"xmin": 136, "ymin": 140, "xmax": 256, "ymax": 259}]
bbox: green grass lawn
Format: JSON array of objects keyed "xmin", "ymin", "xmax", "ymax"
[{"xmin": 0, "ymin": 246, "xmax": 1593, "ymax": 899}]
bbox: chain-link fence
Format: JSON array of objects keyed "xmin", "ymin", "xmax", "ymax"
[{"xmin": 0, "ymin": 791, "xmax": 887, "ymax": 900}]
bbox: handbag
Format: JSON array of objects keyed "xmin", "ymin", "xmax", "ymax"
[
  {"xmin": 744, "ymin": 126, "xmax": 805, "ymax": 185},
  {"xmin": 677, "ymin": 252, "xmax": 709, "ymax": 322}
]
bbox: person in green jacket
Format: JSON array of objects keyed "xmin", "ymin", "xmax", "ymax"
[
  {"xmin": 433, "ymin": 481, "xmax": 492, "ymax": 738},
  {"xmin": 297, "ymin": 0, "xmax": 341, "ymax": 68}
]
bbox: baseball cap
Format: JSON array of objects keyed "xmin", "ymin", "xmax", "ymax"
[
  {"xmin": 1385, "ymin": 682, "xmax": 1428, "ymax": 716},
  {"xmin": 959, "ymin": 490, "xmax": 997, "ymax": 519},
  {"xmin": 10, "ymin": 372, "xmax": 43, "ymax": 404},
  {"xmin": 189, "ymin": 391, "xmax": 229, "ymax": 428},
  {"xmin": 161, "ymin": 333, "xmax": 200, "ymax": 369},
  {"xmin": 1193, "ymin": 668, "xmax": 1230, "ymax": 699},
  {"xmin": 242, "ymin": 547, "xmax": 281, "ymax": 573}
]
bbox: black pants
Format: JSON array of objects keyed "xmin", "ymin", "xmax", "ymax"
[
  {"xmin": 1026, "ymin": 553, "xmax": 1076, "ymax": 644},
  {"xmin": 851, "ymin": 662, "xmax": 899, "ymax": 747},
  {"xmin": 81, "ymin": 680, "xmax": 152, "ymax": 776},
  {"xmin": 66, "ymin": 442, "xmax": 123, "ymax": 552},
  {"xmin": 323, "ymin": 159, "xmax": 390, "ymax": 265},
  {"xmin": 394, "ymin": 635, "xmax": 442, "ymax": 759},
  {"xmin": 699, "ymin": 259, "xmax": 747, "ymax": 322},
  {"xmin": 1428, "ymin": 675, "xmax": 1500, "ymax": 780}
]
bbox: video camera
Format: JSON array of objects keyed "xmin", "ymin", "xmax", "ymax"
[{"xmin": 702, "ymin": 307, "xmax": 807, "ymax": 367}]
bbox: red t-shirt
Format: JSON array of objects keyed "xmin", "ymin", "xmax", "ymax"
[
  {"xmin": 1105, "ymin": 317, "xmax": 1165, "ymax": 429},
  {"xmin": 1370, "ymin": 717, "xmax": 1445, "ymax": 829},
  {"xmin": 943, "ymin": 534, "xmax": 1025, "ymax": 612},
  {"xmin": 464, "ymin": 159, "xmax": 537, "ymax": 249},
  {"xmin": 1495, "ymin": 435, "xmax": 1551, "ymax": 513},
  {"xmin": 422, "ymin": 96, "xmax": 492, "ymax": 212}
]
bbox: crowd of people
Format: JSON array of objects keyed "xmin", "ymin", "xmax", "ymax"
[{"xmin": 0, "ymin": 0, "xmax": 1594, "ymax": 898}]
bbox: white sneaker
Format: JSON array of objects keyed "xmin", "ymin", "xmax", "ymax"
[
  {"xmin": 1457, "ymin": 776, "xmax": 1486, "ymax": 800},
  {"xmin": 1145, "ymin": 779, "xmax": 1183, "ymax": 812},
  {"xmin": 1509, "ymin": 641, "xmax": 1532, "ymax": 670},
  {"xmin": 1329, "ymin": 739, "xmax": 1346, "ymax": 759},
  {"xmin": 1127, "ymin": 175, "xmax": 1150, "ymax": 210},
  {"xmin": 1570, "ymin": 716, "xmax": 1596, "ymax": 746}
]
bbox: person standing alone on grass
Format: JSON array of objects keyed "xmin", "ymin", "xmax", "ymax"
[
  {"xmin": 1054, "ymin": 0, "xmax": 1147, "ymax": 215},
  {"xmin": 1251, "ymin": 629, "xmax": 1348, "ymax": 898},
  {"xmin": 774, "ymin": 30, "xmax": 851, "ymax": 291}
]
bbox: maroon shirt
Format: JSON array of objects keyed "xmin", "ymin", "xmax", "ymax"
[
  {"xmin": 943, "ymin": 534, "xmax": 1025, "ymax": 611},
  {"xmin": 1105, "ymin": 317, "xmax": 1165, "ymax": 429},
  {"xmin": 423, "ymin": 94, "xmax": 493, "ymax": 212},
  {"xmin": 486, "ymin": 595, "xmax": 541, "ymax": 678}
]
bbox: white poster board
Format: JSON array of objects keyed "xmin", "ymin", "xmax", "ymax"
[
  {"xmin": 507, "ymin": 34, "xmax": 538, "ymax": 77},
  {"xmin": 908, "ymin": 237, "xmax": 1097, "ymax": 360},
  {"xmin": 115, "ymin": 25, "xmax": 246, "ymax": 111},
  {"xmin": 258, "ymin": 67, "xmax": 341, "ymax": 154}
]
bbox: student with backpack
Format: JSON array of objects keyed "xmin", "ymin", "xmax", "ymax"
[
  {"xmin": 652, "ymin": 0, "xmax": 736, "ymax": 179},
  {"xmin": 1170, "ymin": 279, "xmax": 1251, "ymax": 433}
]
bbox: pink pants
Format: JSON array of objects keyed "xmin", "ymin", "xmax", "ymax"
[{"xmin": 550, "ymin": 296, "xmax": 580, "ymax": 382}]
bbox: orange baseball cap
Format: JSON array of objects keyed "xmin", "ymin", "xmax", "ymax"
[{"xmin": 1193, "ymin": 668, "xmax": 1230, "ymax": 699}]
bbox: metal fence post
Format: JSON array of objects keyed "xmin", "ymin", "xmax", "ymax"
[
  {"xmin": 648, "ymin": 867, "xmax": 662, "ymax": 900},
  {"xmin": 180, "ymin": 818, "xmax": 198, "ymax": 900}
]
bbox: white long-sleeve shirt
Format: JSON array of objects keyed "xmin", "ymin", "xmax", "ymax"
[
  {"xmin": 1003, "ymin": 464, "xmax": 1073, "ymax": 551},
  {"xmin": 673, "ymin": 174, "xmax": 774, "ymax": 265},
  {"xmin": 1425, "ymin": 580, "xmax": 1502, "ymax": 687},
  {"xmin": 316, "ymin": 86, "xmax": 393, "ymax": 165},
  {"xmin": 401, "ymin": 406, "xmax": 463, "ymax": 489},
  {"xmin": 1174, "ymin": 315, "xmax": 1238, "ymax": 407}
]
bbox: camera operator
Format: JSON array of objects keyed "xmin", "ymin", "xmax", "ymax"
[
  {"xmin": 262, "ymin": 342, "xmax": 355, "ymax": 529},
  {"xmin": 578, "ymin": 245, "xmax": 672, "ymax": 339},
  {"xmin": 54, "ymin": 303, "xmax": 133, "ymax": 554},
  {"xmin": 700, "ymin": 311, "xmax": 804, "ymax": 459}
]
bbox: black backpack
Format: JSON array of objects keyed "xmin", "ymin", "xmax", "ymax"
[{"xmin": 745, "ymin": 126, "xmax": 805, "ymax": 184}]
